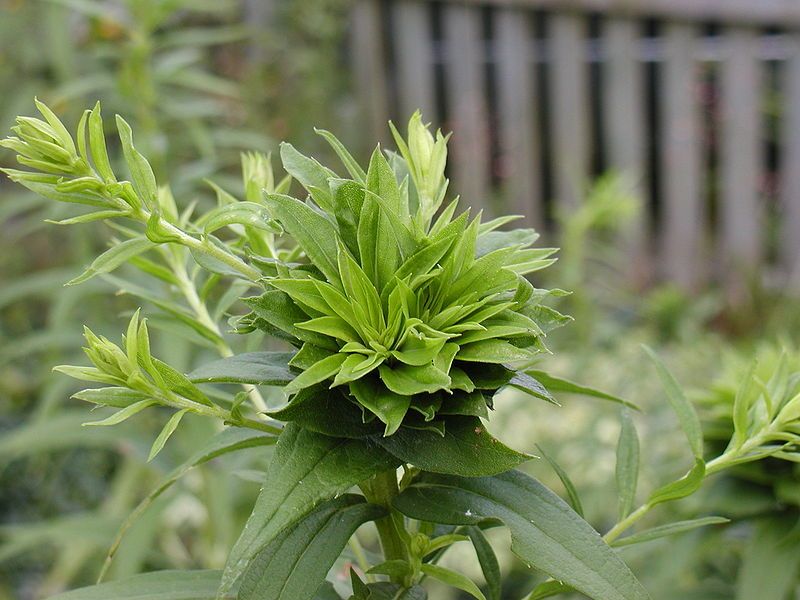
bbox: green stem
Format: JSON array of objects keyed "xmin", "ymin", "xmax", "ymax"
[
  {"xmin": 360, "ymin": 469, "xmax": 409, "ymax": 581},
  {"xmin": 170, "ymin": 255, "xmax": 268, "ymax": 413}
]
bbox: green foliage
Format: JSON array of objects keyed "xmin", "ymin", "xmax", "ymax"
[{"xmin": 8, "ymin": 100, "xmax": 798, "ymax": 600}]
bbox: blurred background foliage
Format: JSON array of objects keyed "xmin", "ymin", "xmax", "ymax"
[{"xmin": 1, "ymin": 1, "xmax": 799, "ymax": 600}]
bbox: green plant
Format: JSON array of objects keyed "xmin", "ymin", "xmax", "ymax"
[{"xmin": 5, "ymin": 102, "xmax": 799, "ymax": 600}]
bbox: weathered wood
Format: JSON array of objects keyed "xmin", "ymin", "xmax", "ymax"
[
  {"xmin": 550, "ymin": 12, "xmax": 590, "ymax": 214},
  {"xmin": 783, "ymin": 34, "xmax": 800, "ymax": 289},
  {"xmin": 660, "ymin": 22, "xmax": 704, "ymax": 290},
  {"xmin": 351, "ymin": 0, "xmax": 390, "ymax": 148},
  {"xmin": 393, "ymin": 0, "xmax": 437, "ymax": 122},
  {"xmin": 720, "ymin": 27, "xmax": 761, "ymax": 294},
  {"xmin": 495, "ymin": 7, "xmax": 542, "ymax": 229},
  {"xmin": 434, "ymin": 0, "xmax": 800, "ymax": 28},
  {"xmin": 604, "ymin": 17, "xmax": 649, "ymax": 284},
  {"xmin": 442, "ymin": 3, "xmax": 491, "ymax": 212}
]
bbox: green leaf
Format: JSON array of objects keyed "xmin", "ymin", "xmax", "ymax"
[
  {"xmin": 616, "ymin": 411, "xmax": 640, "ymax": 521},
  {"xmin": 148, "ymin": 409, "xmax": 189, "ymax": 461},
  {"xmin": 283, "ymin": 353, "xmax": 348, "ymax": 396},
  {"xmin": 244, "ymin": 291, "xmax": 338, "ymax": 350},
  {"xmin": 267, "ymin": 387, "xmax": 381, "ymax": 439},
  {"xmin": 202, "ymin": 202, "xmax": 276, "ymax": 234},
  {"xmin": 465, "ymin": 526, "xmax": 501, "ymax": 600},
  {"xmin": 88, "ymin": 102, "xmax": 114, "ymax": 181},
  {"xmin": 732, "ymin": 361, "xmax": 759, "ymax": 448},
  {"xmin": 612, "ymin": 516, "xmax": 728, "ymax": 547},
  {"xmin": 506, "ymin": 372, "xmax": 557, "ymax": 405},
  {"xmin": 238, "ymin": 495, "xmax": 385, "ymax": 600},
  {"xmin": 49, "ymin": 570, "xmax": 221, "ymax": 600},
  {"xmin": 116, "ymin": 115, "xmax": 157, "ymax": 207},
  {"xmin": 376, "ymin": 417, "xmax": 530, "ymax": 477},
  {"xmin": 526, "ymin": 370, "xmax": 638, "ymax": 410},
  {"xmin": 219, "ymin": 424, "xmax": 399, "ymax": 595},
  {"xmin": 73, "ymin": 387, "xmax": 151, "ymax": 408},
  {"xmin": 394, "ymin": 471, "xmax": 649, "ymax": 600},
  {"xmin": 525, "ymin": 581, "xmax": 572, "ymax": 600},
  {"xmin": 100, "ymin": 429, "xmax": 276, "ymax": 579},
  {"xmin": 67, "ymin": 238, "xmax": 155, "ymax": 285},
  {"xmin": 362, "ymin": 583, "xmax": 427, "ymax": 600},
  {"xmin": 351, "ymin": 378, "xmax": 411, "ymax": 436},
  {"xmin": 419, "ymin": 564, "xmax": 486, "ymax": 600},
  {"xmin": 647, "ymin": 458, "xmax": 706, "ymax": 507},
  {"xmin": 736, "ymin": 516, "xmax": 800, "ymax": 600},
  {"xmin": 379, "ymin": 363, "xmax": 451, "ymax": 396},
  {"xmin": 188, "ymin": 352, "xmax": 295, "ymax": 385},
  {"xmin": 82, "ymin": 399, "xmax": 156, "ymax": 427},
  {"xmin": 536, "ymin": 445, "xmax": 583, "ymax": 517},
  {"xmin": 366, "ymin": 145, "xmax": 406, "ymax": 217},
  {"xmin": 315, "ymin": 128, "xmax": 366, "ymax": 183},
  {"xmin": 357, "ymin": 192, "xmax": 400, "ymax": 291},
  {"xmin": 279, "ymin": 142, "xmax": 336, "ymax": 211},
  {"xmin": 642, "ymin": 346, "xmax": 703, "ymax": 459},
  {"xmin": 457, "ymin": 340, "xmax": 535, "ymax": 365},
  {"xmin": 265, "ymin": 194, "xmax": 341, "ymax": 284}
]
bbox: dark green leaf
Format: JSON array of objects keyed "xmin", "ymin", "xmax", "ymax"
[
  {"xmin": 219, "ymin": 424, "xmax": 399, "ymax": 595},
  {"xmin": 376, "ymin": 417, "xmax": 530, "ymax": 477},
  {"xmin": 536, "ymin": 445, "xmax": 583, "ymax": 517},
  {"xmin": 188, "ymin": 352, "xmax": 295, "ymax": 386},
  {"xmin": 527, "ymin": 370, "xmax": 638, "ymax": 410},
  {"xmin": 465, "ymin": 526, "xmax": 501, "ymax": 600},
  {"xmin": 394, "ymin": 471, "xmax": 649, "ymax": 600},
  {"xmin": 239, "ymin": 495, "xmax": 385, "ymax": 600}
]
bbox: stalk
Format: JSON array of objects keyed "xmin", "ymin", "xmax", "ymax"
[{"xmin": 360, "ymin": 468, "xmax": 409, "ymax": 583}]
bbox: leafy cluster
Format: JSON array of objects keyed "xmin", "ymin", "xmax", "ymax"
[
  {"xmin": 237, "ymin": 113, "xmax": 565, "ymax": 438},
  {"xmin": 698, "ymin": 343, "xmax": 800, "ymax": 500}
]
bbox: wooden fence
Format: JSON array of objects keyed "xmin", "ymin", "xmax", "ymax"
[{"xmin": 348, "ymin": 0, "xmax": 800, "ymax": 293}]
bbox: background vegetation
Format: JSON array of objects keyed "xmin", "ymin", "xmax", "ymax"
[{"xmin": 1, "ymin": 1, "xmax": 798, "ymax": 599}]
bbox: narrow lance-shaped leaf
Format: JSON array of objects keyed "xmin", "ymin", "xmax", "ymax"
[
  {"xmin": 536, "ymin": 445, "xmax": 583, "ymax": 517},
  {"xmin": 49, "ymin": 570, "xmax": 221, "ymax": 600},
  {"xmin": 394, "ymin": 471, "xmax": 649, "ymax": 600},
  {"xmin": 148, "ymin": 409, "xmax": 189, "ymax": 462},
  {"xmin": 67, "ymin": 238, "xmax": 155, "ymax": 285},
  {"xmin": 642, "ymin": 345, "xmax": 703, "ymax": 459},
  {"xmin": 616, "ymin": 410, "xmax": 639, "ymax": 520},
  {"xmin": 612, "ymin": 516, "xmax": 729, "ymax": 548},
  {"xmin": 465, "ymin": 526, "xmax": 502, "ymax": 600},
  {"xmin": 238, "ymin": 495, "xmax": 385, "ymax": 600},
  {"xmin": 419, "ymin": 564, "xmax": 486, "ymax": 600},
  {"xmin": 218, "ymin": 424, "xmax": 399, "ymax": 596}
]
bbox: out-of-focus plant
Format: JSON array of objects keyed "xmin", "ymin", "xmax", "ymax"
[
  {"xmin": 554, "ymin": 172, "xmax": 640, "ymax": 342},
  {"xmin": 695, "ymin": 343, "xmax": 800, "ymax": 600}
]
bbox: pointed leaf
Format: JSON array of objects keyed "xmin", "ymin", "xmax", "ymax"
[
  {"xmin": 393, "ymin": 471, "xmax": 649, "ymax": 600},
  {"xmin": 188, "ymin": 352, "xmax": 295, "ymax": 386}
]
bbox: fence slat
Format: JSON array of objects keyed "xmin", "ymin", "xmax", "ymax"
[
  {"xmin": 393, "ymin": 0, "xmax": 437, "ymax": 121},
  {"xmin": 720, "ymin": 28, "xmax": 761, "ymax": 295},
  {"xmin": 495, "ymin": 7, "xmax": 542, "ymax": 229},
  {"xmin": 442, "ymin": 3, "xmax": 491, "ymax": 212},
  {"xmin": 550, "ymin": 12, "xmax": 589, "ymax": 215},
  {"xmin": 783, "ymin": 35, "xmax": 800, "ymax": 289},
  {"xmin": 604, "ymin": 17, "xmax": 648, "ymax": 283},
  {"xmin": 351, "ymin": 0, "xmax": 390, "ymax": 148},
  {"xmin": 660, "ymin": 22, "xmax": 704, "ymax": 290}
]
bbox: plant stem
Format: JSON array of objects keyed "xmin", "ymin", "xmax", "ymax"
[
  {"xmin": 603, "ymin": 504, "xmax": 651, "ymax": 544},
  {"xmin": 170, "ymin": 254, "xmax": 268, "ymax": 413},
  {"xmin": 360, "ymin": 468, "xmax": 409, "ymax": 581}
]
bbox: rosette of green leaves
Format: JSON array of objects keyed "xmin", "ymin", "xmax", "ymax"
[{"xmin": 238, "ymin": 112, "xmax": 564, "ymax": 444}]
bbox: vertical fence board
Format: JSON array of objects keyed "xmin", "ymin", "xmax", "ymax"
[
  {"xmin": 495, "ymin": 8, "xmax": 542, "ymax": 229},
  {"xmin": 660, "ymin": 23, "xmax": 703, "ymax": 289},
  {"xmin": 783, "ymin": 35, "xmax": 800, "ymax": 288},
  {"xmin": 351, "ymin": 0, "xmax": 390, "ymax": 148},
  {"xmin": 720, "ymin": 28, "xmax": 761, "ymax": 295},
  {"xmin": 604, "ymin": 17, "xmax": 649, "ymax": 283},
  {"xmin": 393, "ymin": 0, "xmax": 437, "ymax": 121},
  {"xmin": 442, "ymin": 3, "xmax": 491, "ymax": 212},
  {"xmin": 549, "ymin": 12, "xmax": 590, "ymax": 216}
]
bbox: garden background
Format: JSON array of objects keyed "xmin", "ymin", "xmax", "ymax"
[{"xmin": 1, "ymin": 1, "xmax": 798, "ymax": 599}]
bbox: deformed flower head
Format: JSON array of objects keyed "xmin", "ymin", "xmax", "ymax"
[{"xmin": 239, "ymin": 114, "xmax": 566, "ymax": 436}]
